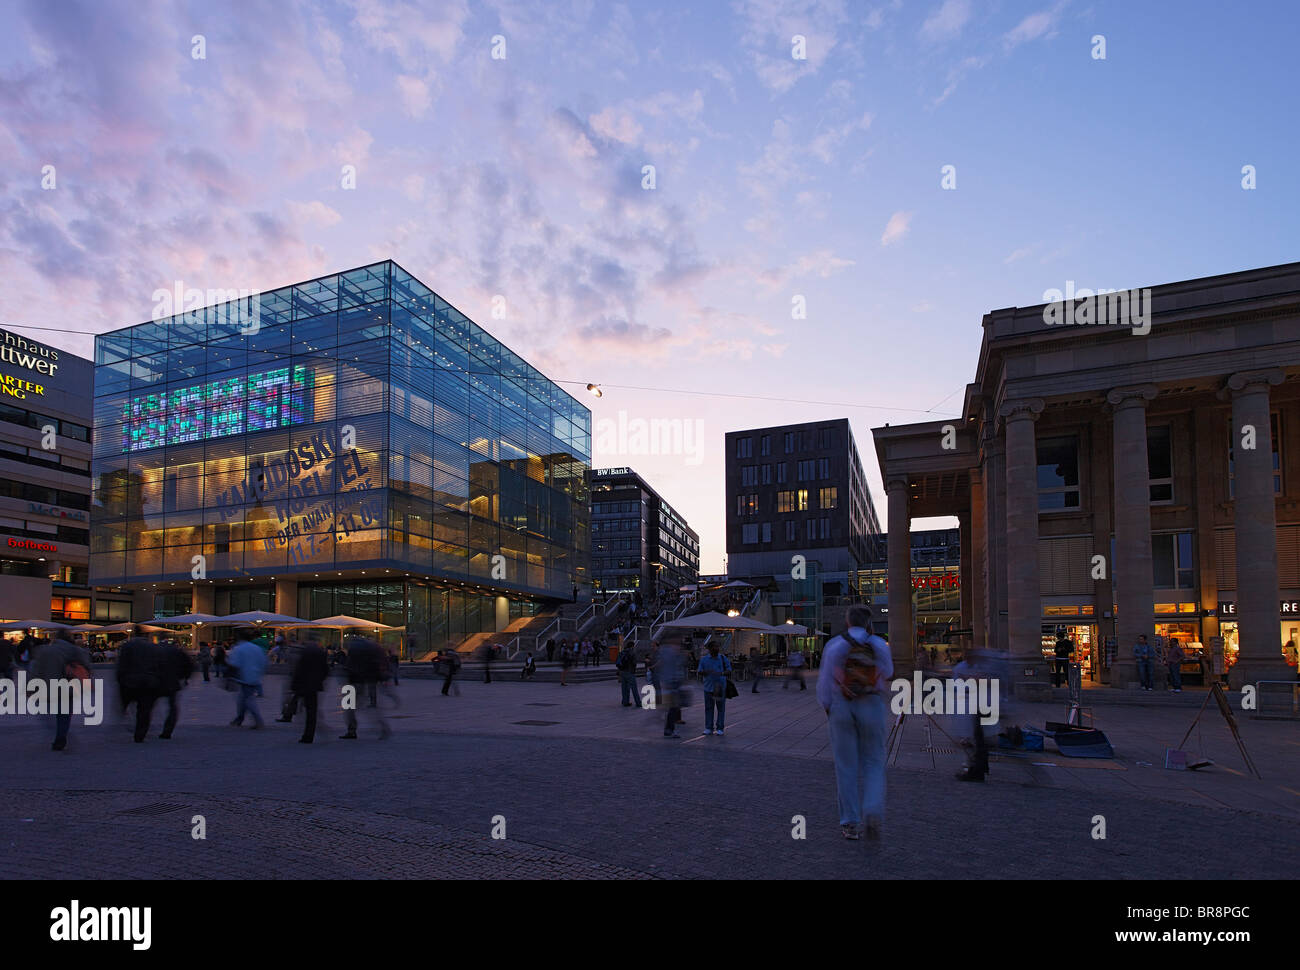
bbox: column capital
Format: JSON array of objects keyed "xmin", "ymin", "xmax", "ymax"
[
  {"xmin": 885, "ymin": 475, "xmax": 910, "ymax": 493},
  {"xmin": 1105, "ymin": 384, "xmax": 1158, "ymax": 409},
  {"xmin": 1225, "ymin": 368, "xmax": 1285, "ymax": 396},
  {"xmin": 997, "ymin": 397, "xmax": 1045, "ymax": 422}
]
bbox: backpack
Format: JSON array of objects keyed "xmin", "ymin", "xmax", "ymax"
[{"xmin": 840, "ymin": 632, "xmax": 880, "ymax": 700}]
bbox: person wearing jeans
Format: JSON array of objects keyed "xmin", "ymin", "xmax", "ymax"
[
  {"xmin": 817, "ymin": 605, "xmax": 893, "ymax": 840},
  {"xmin": 228, "ymin": 630, "xmax": 268, "ymax": 728},
  {"xmin": 1165, "ymin": 638, "xmax": 1185, "ymax": 692},
  {"xmin": 1134, "ymin": 635, "xmax": 1154, "ymax": 691},
  {"xmin": 698, "ymin": 642, "xmax": 732, "ymax": 735}
]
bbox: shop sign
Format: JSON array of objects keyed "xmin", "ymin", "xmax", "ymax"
[
  {"xmin": 1217, "ymin": 600, "xmax": 1300, "ymax": 616},
  {"xmin": 28, "ymin": 502, "xmax": 86, "ymax": 522},
  {"xmin": 6, "ymin": 536, "xmax": 58, "ymax": 553}
]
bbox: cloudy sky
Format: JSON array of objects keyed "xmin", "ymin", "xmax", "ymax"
[{"xmin": 2, "ymin": 0, "xmax": 1296, "ymax": 572}]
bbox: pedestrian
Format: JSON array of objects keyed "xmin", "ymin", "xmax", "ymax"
[
  {"xmin": 483, "ymin": 642, "xmax": 494, "ymax": 684},
  {"xmin": 227, "ymin": 628, "xmax": 268, "ymax": 729},
  {"xmin": 1052, "ymin": 627, "xmax": 1073, "ymax": 688},
  {"xmin": 784, "ymin": 646, "xmax": 806, "ymax": 690},
  {"xmin": 213, "ymin": 642, "xmax": 228, "ymax": 680},
  {"xmin": 658, "ymin": 641, "xmax": 687, "ymax": 738},
  {"xmin": 288, "ymin": 634, "xmax": 330, "ymax": 743},
  {"xmin": 817, "ymin": 605, "xmax": 892, "ymax": 841},
  {"xmin": 440, "ymin": 648, "xmax": 462, "ymax": 696},
  {"xmin": 1133, "ymin": 634, "xmax": 1155, "ymax": 691},
  {"xmin": 593, "ymin": 638, "xmax": 602, "ymax": 667},
  {"xmin": 1165, "ymin": 638, "xmax": 1185, "ymax": 693},
  {"xmin": 646, "ymin": 641, "xmax": 660, "ymax": 699},
  {"xmin": 340, "ymin": 636, "xmax": 391, "ymax": 740},
  {"xmin": 117, "ymin": 633, "xmax": 163, "ymax": 743},
  {"xmin": 521, "ymin": 653, "xmax": 537, "ymax": 680},
  {"xmin": 156, "ymin": 639, "xmax": 195, "ymax": 740},
  {"xmin": 0, "ymin": 636, "xmax": 14, "ymax": 682},
  {"xmin": 952, "ymin": 649, "xmax": 989, "ymax": 782},
  {"xmin": 546, "ymin": 638, "xmax": 556, "ymax": 663},
  {"xmin": 388, "ymin": 651, "xmax": 400, "ymax": 686},
  {"xmin": 749, "ymin": 648, "xmax": 762, "ymax": 693},
  {"xmin": 198, "ymin": 642, "xmax": 212, "ymax": 682},
  {"xmin": 32, "ymin": 636, "xmax": 92, "ymax": 751},
  {"xmin": 560, "ymin": 641, "xmax": 572, "ymax": 687},
  {"xmin": 698, "ymin": 641, "xmax": 733, "ymax": 736},
  {"xmin": 617, "ymin": 641, "xmax": 639, "ymax": 707}
]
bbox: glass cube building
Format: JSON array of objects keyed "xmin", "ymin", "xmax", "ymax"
[{"xmin": 90, "ymin": 261, "xmax": 591, "ymax": 650}]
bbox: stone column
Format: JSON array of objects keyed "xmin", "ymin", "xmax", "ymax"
[
  {"xmin": 886, "ymin": 476, "xmax": 913, "ymax": 672},
  {"xmin": 1227, "ymin": 370, "xmax": 1291, "ymax": 686},
  {"xmin": 983, "ymin": 429, "xmax": 1007, "ymax": 655},
  {"xmin": 1107, "ymin": 385, "xmax": 1158, "ymax": 689},
  {"xmin": 274, "ymin": 579, "xmax": 298, "ymax": 618},
  {"xmin": 970, "ymin": 468, "xmax": 987, "ymax": 649},
  {"xmin": 1000, "ymin": 398, "xmax": 1045, "ymax": 698}
]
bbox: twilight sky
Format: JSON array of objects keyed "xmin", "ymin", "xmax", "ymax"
[{"xmin": 1, "ymin": 0, "xmax": 1296, "ymax": 573}]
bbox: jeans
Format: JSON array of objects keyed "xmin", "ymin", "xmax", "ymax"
[
  {"xmin": 442, "ymin": 672, "xmax": 459, "ymax": 695},
  {"xmin": 200, "ymin": 662, "xmax": 211, "ymax": 682},
  {"xmin": 1136, "ymin": 659, "xmax": 1153, "ymax": 689},
  {"xmin": 620, "ymin": 672, "xmax": 639, "ymax": 705},
  {"xmin": 827, "ymin": 693, "xmax": 887, "ymax": 826},
  {"xmin": 52, "ymin": 711, "xmax": 71, "ymax": 745},
  {"xmin": 1167, "ymin": 662, "xmax": 1182, "ymax": 690},
  {"xmin": 234, "ymin": 683, "xmax": 264, "ymax": 726},
  {"xmin": 131, "ymin": 690, "xmax": 158, "ymax": 741},
  {"xmin": 785, "ymin": 667, "xmax": 805, "ymax": 690},
  {"xmin": 704, "ymin": 691, "xmax": 726, "ymax": 731}
]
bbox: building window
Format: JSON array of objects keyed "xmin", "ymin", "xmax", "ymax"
[
  {"xmin": 784, "ymin": 432, "xmax": 795, "ymax": 454},
  {"xmin": 1152, "ymin": 531, "xmax": 1194, "ymax": 589},
  {"xmin": 820, "ymin": 486, "xmax": 838, "ymax": 509},
  {"xmin": 761, "ymin": 522, "xmax": 772, "ymax": 543},
  {"xmin": 736, "ymin": 437, "xmax": 753, "ymax": 459},
  {"xmin": 736, "ymin": 493, "xmax": 759, "ymax": 516},
  {"xmin": 797, "ymin": 459, "xmax": 816, "ymax": 481},
  {"xmin": 819, "ymin": 517, "xmax": 829, "ymax": 539},
  {"xmin": 818, "ymin": 427, "xmax": 834, "ymax": 449},
  {"xmin": 785, "ymin": 520, "xmax": 796, "ymax": 541},
  {"xmin": 761, "ymin": 435, "xmax": 771, "ymax": 456},
  {"xmin": 797, "ymin": 489, "xmax": 808, "ymax": 511},
  {"xmin": 1148, "ymin": 425, "xmax": 1173, "ymax": 503},
  {"xmin": 741, "ymin": 465, "xmax": 757, "ymax": 486},
  {"xmin": 1228, "ymin": 413, "xmax": 1282, "ymax": 498},
  {"xmin": 1037, "ymin": 436, "xmax": 1081, "ymax": 510},
  {"xmin": 777, "ymin": 490, "xmax": 795, "ymax": 513},
  {"xmin": 806, "ymin": 519, "xmax": 816, "ymax": 540},
  {"xmin": 742, "ymin": 523, "xmax": 758, "ymax": 544},
  {"xmin": 776, "ymin": 462, "xmax": 787, "ymax": 484}
]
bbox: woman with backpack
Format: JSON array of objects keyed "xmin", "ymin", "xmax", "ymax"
[{"xmin": 817, "ymin": 605, "xmax": 893, "ymax": 841}]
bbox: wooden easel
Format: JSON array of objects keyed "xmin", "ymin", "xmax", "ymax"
[{"xmin": 1173, "ymin": 683, "xmax": 1261, "ymax": 779}]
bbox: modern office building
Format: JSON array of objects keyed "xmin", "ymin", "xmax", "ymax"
[
  {"xmin": 725, "ymin": 418, "xmax": 881, "ymax": 633},
  {"xmin": 873, "ymin": 261, "xmax": 1300, "ymax": 694},
  {"xmin": 588, "ymin": 466, "xmax": 699, "ymax": 596},
  {"xmin": 89, "ymin": 261, "xmax": 591, "ymax": 651},
  {"xmin": 857, "ymin": 528, "xmax": 961, "ymax": 641}
]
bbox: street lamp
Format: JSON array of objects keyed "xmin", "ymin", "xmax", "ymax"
[{"xmin": 586, "ymin": 383, "xmax": 603, "ymax": 398}]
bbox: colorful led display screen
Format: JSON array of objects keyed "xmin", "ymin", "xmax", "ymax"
[{"xmin": 120, "ymin": 365, "xmax": 314, "ymax": 452}]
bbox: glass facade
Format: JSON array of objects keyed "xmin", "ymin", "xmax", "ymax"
[{"xmin": 90, "ymin": 261, "xmax": 591, "ymax": 621}]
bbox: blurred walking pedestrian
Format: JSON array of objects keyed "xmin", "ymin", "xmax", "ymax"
[
  {"xmin": 212, "ymin": 642, "xmax": 228, "ymax": 680},
  {"xmin": 156, "ymin": 639, "xmax": 194, "ymax": 739},
  {"xmin": 340, "ymin": 636, "xmax": 391, "ymax": 740},
  {"xmin": 657, "ymin": 641, "xmax": 687, "ymax": 738},
  {"xmin": 198, "ymin": 643, "xmax": 212, "ymax": 682},
  {"xmin": 617, "ymin": 641, "xmax": 638, "ymax": 706},
  {"xmin": 228, "ymin": 628, "xmax": 268, "ymax": 729},
  {"xmin": 440, "ymin": 648, "xmax": 462, "ymax": 696},
  {"xmin": 117, "ymin": 632, "xmax": 163, "ymax": 743},
  {"xmin": 32, "ymin": 636, "xmax": 92, "ymax": 751},
  {"xmin": 784, "ymin": 647, "xmax": 806, "ymax": 690},
  {"xmin": 288, "ymin": 634, "xmax": 330, "ymax": 743},
  {"xmin": 817, "ymin": 605, "xmax": 892, "ymax": 840}
]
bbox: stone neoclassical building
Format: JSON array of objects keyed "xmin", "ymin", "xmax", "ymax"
[{"xmin": 873, "ymin": 261, "xmax": 1300, "ymax": 697}]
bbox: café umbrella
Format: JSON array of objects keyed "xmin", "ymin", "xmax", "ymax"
[
  {"xmin": 220, "ymin": 611, "xmax": 307, "ymax": 627},
  {"xmin": 0, "ymin": 619, "xmax": 73, "ymax": 632}
]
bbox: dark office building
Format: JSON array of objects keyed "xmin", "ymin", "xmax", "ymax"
[
  {"xmin": 589, "ymin": 466, "xmax": 699, "ymax": 596},
  {"xmin": 724, "ymin": 418, "xmax": 880, "ymax": 577},
  {"xmin": 89, "ymin": 260, "xmax": 591, "ymax": 649}
]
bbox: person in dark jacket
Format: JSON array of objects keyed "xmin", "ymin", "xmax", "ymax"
[
  {"xmin": 32, "ymin": 637, "xmax": 92, "ymax": 751},
  {"xmin": 340, "ymin": 637, "xmax": 390, "ymax": 740},
  {"xmin": 156, "ymin": 640, "xmax": 195, "ymax": 739},
  {"xmin": 116, "ymin": 634, "xmax": 162, "ymax": 743},
  {"xmin": 212, "ymin": 643, "xmax": 228, "ymax": 680},
  {"xmin": 289, "ymin": 637, "xmax": 330, "ymax": 743},
  {"xmin": 197, "ymin": 643, "xmax": 212, "ymax": 682}
]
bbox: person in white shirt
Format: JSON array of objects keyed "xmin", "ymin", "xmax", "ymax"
[{"xmin": 816, "ymin": 605, "xmax": 893, "ymax": 841}]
